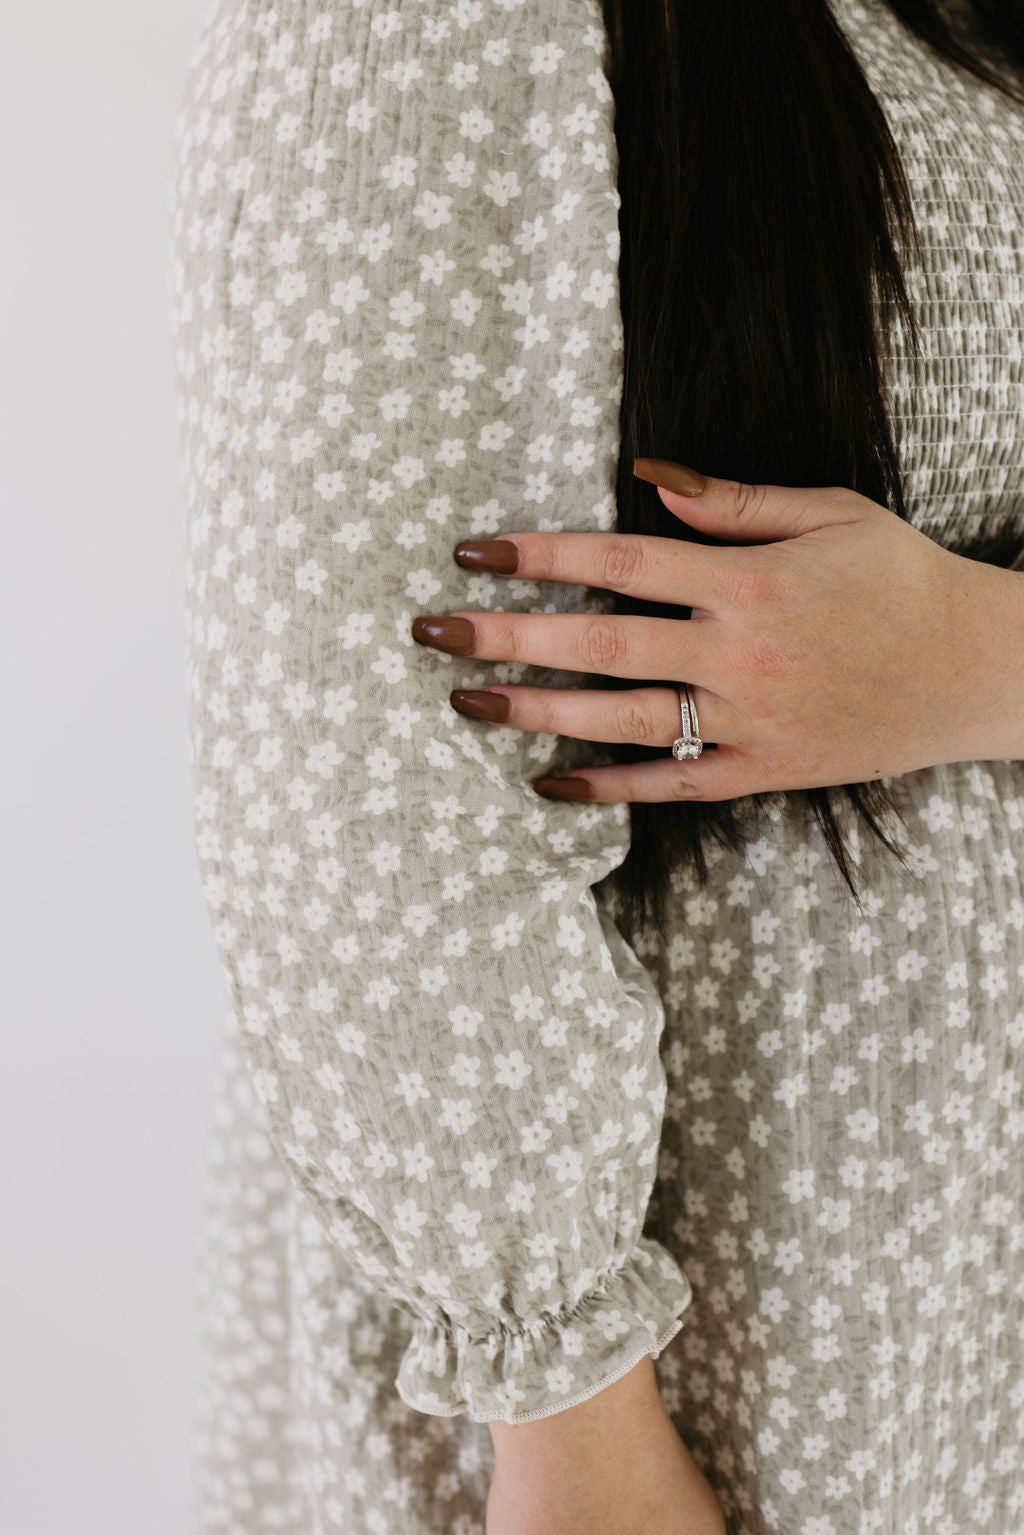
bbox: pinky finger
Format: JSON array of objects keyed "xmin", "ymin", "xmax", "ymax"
[{"xmin": 534, "ymin": 747, "xmax": 757, "ymax": 804}]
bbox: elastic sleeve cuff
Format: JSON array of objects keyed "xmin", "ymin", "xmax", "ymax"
[{"xmin": 394, "ymin": 1236, "xmax": 693, "ymax": 1424}]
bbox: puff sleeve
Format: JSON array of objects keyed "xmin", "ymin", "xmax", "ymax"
[{"xmin": 168, "ymin": 0, "xmax": 692, "ymax": 1423}]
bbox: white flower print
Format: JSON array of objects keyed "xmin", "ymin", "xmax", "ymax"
[{"xmin": 172, "ymin": 2, "xmax": 1024, "ymax": 1532}]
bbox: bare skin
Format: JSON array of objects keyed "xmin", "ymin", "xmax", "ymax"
[
  {"xmin": 485, "ymin": 1355, "xmax": 727, "ymax": 1535},
  {"xmin": 414, "ymin": 463, "xmax": 1024, "ymax": 798}
]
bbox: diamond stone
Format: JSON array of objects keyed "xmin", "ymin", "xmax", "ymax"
[{"xmin": 672, "ymin": 737, "xmax": 703, "ymax": 760}]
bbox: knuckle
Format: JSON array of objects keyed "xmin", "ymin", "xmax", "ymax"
[
  {"xmin": 764, "ymin": 557, "xmax": 801, "ymax": 609},
  {"xmin": 534, "ymin": 690, "xmax": 564, "ymax": 735},
  {"xmin": 503, "ymin": 617, "xmax": 528, "ymax": 661},
  {"xmin": 721, "ymin": 558, "xmax": 775, "ymax": 611},
  {"xmin": 669, "ymin": 770, "xmax": 699, "ymax": 801},
  {"xmin": 581, "ymin": 615, "xmax": 628, "ymax": 672},
  {"xmin": 728, "ymin": 479, "xmax": 768, "ymax": 522},
  {"xmin": 525, "ymin": 534, "xmax": 558, "ymax": 583},
  {"xmin": 724, "ymin": 556, "xmax": 800, "ymax": 613},
  {"xmin": 614, "ymin": 694, "xmax": 659, "ymax": 746},
  {"xmin": 599, "ymin": 537, "xmax": 645, "ymax": 593},
  {"xmin": 757, "ymin": 750, "xmax": 791, "ymax": 787},
  {"xmin": 735, "ymin": 631, "xmax": 791, "ymax": 682}
]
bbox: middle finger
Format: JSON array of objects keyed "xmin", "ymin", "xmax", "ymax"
[{"xmin": 411, "ymin": 609, "xmax": 728, "ymax": 687}]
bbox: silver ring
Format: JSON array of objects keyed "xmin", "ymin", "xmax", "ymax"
[{"xmin": 671, "ymin": 685, "xmax": 703, "ymax": 759}]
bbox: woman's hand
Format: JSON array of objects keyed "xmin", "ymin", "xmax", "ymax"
[
  {"xmin": 411, "ymin": 458, "xmax": 1024, "ymax": 801},
  {"xmin": 485, "ymin": 1355, "xmax": 726, "ymax": 1535}
]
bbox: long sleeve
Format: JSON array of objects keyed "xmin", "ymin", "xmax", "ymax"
[{"xmin": 169, "ymin": 0, "xmax": 692, "ymax": 1424}]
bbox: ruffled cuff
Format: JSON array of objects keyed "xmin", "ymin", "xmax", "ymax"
[{"xmin": 394, "ymin": 1236, "xmax": 693, "ymax": 1424}]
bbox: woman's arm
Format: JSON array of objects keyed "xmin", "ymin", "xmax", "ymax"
[
  {"xmin": 170, "ymin": 0, "xmax": 692, "ymax": 1429},
  {"xmin": 487, "ymin": 1355, "xmax": 726, "ymax": 1535}
]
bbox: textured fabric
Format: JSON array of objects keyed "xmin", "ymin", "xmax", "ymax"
[{"xmin": 168, "ymin": 1, "xmax": 1024, "ymax": 1532}]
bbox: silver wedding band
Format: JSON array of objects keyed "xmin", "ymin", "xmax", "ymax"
[{"xmin": 671, "ymin": 685, "xmax": 703, "ymax": 759}]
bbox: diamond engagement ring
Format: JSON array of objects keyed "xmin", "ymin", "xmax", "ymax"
[{"xmin": 671, "ymin": 685, "xmax": 703, "ymax": 759}]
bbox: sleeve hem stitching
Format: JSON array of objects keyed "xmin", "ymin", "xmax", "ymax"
[{"xmin": 421, "ymin": 1242, "xmax": 648, "ymax": 1344}]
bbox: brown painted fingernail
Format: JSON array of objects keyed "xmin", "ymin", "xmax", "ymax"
[
  {"xmin": 633, "ymin": 458, "xmax": 707, "ymax": 496},
  {"xmin": 411, "ymin": 616, "xmax": 476, "ymax": 655},
  {"xmin": 454, "ymin": 539, "xmax": 519, "ymax": 574},
  {"xmin": 450, "ymin": 689, "xmax": 510, "ymax": 723},
  {"xmin": 533, "ymin": 777, "xmax": 595, "ymax": 801}
]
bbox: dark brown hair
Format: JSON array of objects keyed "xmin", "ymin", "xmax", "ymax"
[{"xmin": 600, "ymin": 0, "xmax": 1024, "ymax": 941}]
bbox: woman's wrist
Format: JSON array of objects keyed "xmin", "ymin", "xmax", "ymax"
[
  {"xmin": 485, "ymin": 1355, "xmax": 727, "ymax": 1535},
  {"xmin": 947, "ymin": 558, "xmax": 1024, "ymax": 763},
  {"xmin": 487, "ymin": 1353, "xmax": 666, "ymax": 1470}
]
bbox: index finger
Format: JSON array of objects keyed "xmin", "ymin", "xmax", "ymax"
[{"xmin": 453, "ymin": 530, "xmax": 749, "ymax": 613}]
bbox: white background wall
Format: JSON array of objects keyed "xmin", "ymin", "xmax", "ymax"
[{"xmin": 1, "ymin": 4, "xmax": 226, "ymax": 1531}]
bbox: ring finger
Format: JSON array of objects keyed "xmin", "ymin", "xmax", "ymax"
[{"xmin": 448, "ymin": 682, "xmax": 725, "ymax": 752}]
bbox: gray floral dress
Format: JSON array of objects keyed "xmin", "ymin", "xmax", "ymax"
[{"xmin": 168, "ymin": 1, "xmax": 1024, "ymax": 1531}]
